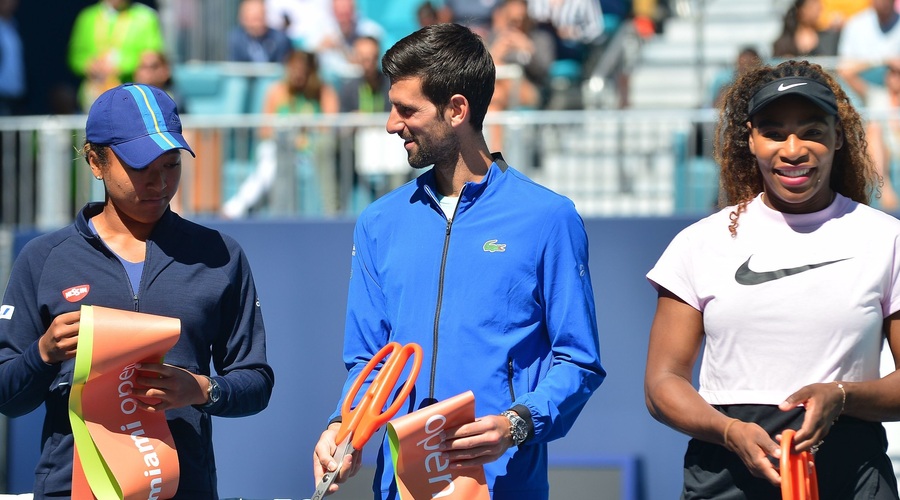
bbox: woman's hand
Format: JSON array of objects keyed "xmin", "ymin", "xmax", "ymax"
[
  {"xmin": 722, "ymin": 419, "xmax": 783, "ymax": 486},
  {"xmin": 39, "ymin": 310, "xmax": 81, "ymax": 364},
  {"xmin": 779, "ymin": 382, "xmax": 844, "ymax": 451},
  {"xmin": 130, "ymin": 363, "xmax": 209, "ymax": 412}
]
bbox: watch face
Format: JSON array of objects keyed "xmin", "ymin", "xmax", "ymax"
[
  {"xmin": 210, "ymin": 380, "xmax": 221, "ymax": 402},
  {"xmin": 504, "ymin": 411, "xmax": 527, "ymax": 445}
]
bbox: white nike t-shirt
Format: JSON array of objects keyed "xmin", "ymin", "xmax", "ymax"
[{"xmin": 647, "ymin": 193, "xmax": 900, "ymax": 405}]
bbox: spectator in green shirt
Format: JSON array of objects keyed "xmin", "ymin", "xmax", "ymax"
[{"xmin": 68, "ymin": 0, "xmax": 165, "ymax": 112}]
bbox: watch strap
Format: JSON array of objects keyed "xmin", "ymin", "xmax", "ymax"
[
  {"xmin": 201, "ymin": 375, "xmax": 220, "ymax": 409},
  {"xmin": 502, "ymin": 409, "xmax": 529, "ymax": 446}
]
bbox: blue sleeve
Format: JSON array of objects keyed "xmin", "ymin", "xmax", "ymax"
[
  {"xmin": 0, "ymin": 243, "xmax": 60, "ymax": 417},
  {"xmin": 204, "ymin": 245, "xmax": 275, "ymax": 417},
  {"xmin": 517, "ymin": 202, "xmax": 605, "ymax": 444},
  {"xmin": 327, "ymin": 217, "xmax": 390, "ymax": 423}
]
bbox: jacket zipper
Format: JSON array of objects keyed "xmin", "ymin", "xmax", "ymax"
[
  {"xmin": 95, "ymin": 235, "xmax": 141, "ymax": 311},
  {"xmin": 428, "ymin": 193, "xmax": 462, "ymax": 402},
  {"xmin": 133, "ymin": 242, "xmax": 150, "ymax": 311}
]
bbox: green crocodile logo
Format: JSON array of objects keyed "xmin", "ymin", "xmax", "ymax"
[{"xmin": 483, "ymin": 239, "xmax": 507, "ymax": 253}]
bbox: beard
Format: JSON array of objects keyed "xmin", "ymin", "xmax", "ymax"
[{"xmin": 404, "ymin": 125, "xmax": 460, "ymax": 170}]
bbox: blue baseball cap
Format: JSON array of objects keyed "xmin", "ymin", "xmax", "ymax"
[{"xmin": 86, "ymin": 83, "xmax": 195, "ymax": 169}]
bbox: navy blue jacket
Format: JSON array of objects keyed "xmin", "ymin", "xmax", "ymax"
[{"xmin": 0, "ymin": 202, "xmax": 274, "ymax": 499}]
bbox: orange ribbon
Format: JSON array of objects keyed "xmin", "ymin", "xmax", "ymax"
[
  {"xmin": 387, "ymin": 391, "xmax": 490, "ymax": 500},
  {"xmin": 68, "ymin": 305, "xmax": 181, "ymax": 500}
]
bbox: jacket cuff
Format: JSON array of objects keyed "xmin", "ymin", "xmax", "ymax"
[
  {"xmin": 510, "ymin": 403, "xmax": 535, "ymax": 443},
  {"xmin": 197, "ymin": 375, "xmax": 227, "ymax": 412},
  {"xmin": 23, "ymin": 340, "xmax": 58, "ymax": 375}
]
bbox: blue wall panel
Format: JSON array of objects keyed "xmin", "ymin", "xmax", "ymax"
[{"xmin": 6, "ymin": 215, "xmax": 701, "ymax": 500}]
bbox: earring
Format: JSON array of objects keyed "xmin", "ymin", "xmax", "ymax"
[{"xmin": 95, "ymin": 176, "xmax": 102, "ymax": 180}]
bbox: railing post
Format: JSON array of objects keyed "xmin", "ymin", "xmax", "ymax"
[{"xmin": 36, "ymin": 118, "xmax": 72, "ymax": 230}]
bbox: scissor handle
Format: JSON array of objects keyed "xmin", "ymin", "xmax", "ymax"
[
  {"xmin": 335, "ymin": 342, "xmax": 423, "ymax": 450},
  {"xmin": 780, "ymin": 429, "xmax": 819, "ymax": 500}
]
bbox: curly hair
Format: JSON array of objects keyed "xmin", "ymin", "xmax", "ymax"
[{"xmin": 714, "ymin": 59, "xmax": 877, "ymax": 237}]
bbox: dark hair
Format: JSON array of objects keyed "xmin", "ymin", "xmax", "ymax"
[
  {"xmin": 772, "ymin": 0, "xmax": 805, "ymax": 57},
  {"xmin": 284, "ymin": 50, "xmax": 325, "ymax": 102},
  {"xmin": 382, "ymin": 23, "xmax": 495, "ymax": 131},
  {"xmin": 714, "ymin": 59, "xmax": 876, "ymax": 236},
  {"xmin": 82, "ymin": 142, "xmax": 110, "ymax": 167}
]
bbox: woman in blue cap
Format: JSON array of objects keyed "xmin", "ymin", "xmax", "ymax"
[
  {"xmin": 0, "ymin": 83, "xmax": 274, "ymax": 499},
  {"xmin": 645, "ymin": 60, "xmax": 900, "ymax": 498}
]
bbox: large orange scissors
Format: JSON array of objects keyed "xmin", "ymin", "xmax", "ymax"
[
  {"xmin": 311, "ymin": 342, "xmax": 423, "ymax": 500},
  {"xmin": 780, "ymin": 429, "xmax": 819, "ymax": 500}
]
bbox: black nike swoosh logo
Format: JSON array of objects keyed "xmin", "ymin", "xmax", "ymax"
[{"xmin": 734, "ymin": 256, "xmax": 850, "ymax": 285}]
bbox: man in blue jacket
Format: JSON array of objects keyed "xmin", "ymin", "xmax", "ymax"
[{"xmin": 312, "ymin": 23, "xmax": 605, "ymax": 499}]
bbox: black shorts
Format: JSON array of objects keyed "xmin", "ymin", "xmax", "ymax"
[{"xmin": 681, "ymin": 404, "xmax": 899, "ymax": 500}]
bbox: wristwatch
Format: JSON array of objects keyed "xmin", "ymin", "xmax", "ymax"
[
  {"xmin": 203, "ymin": 376, "xmax": 221, "ymax": 407},
  {"xmin": 501, "ymin": 410, "xmax": 528, "ymax": 446}
]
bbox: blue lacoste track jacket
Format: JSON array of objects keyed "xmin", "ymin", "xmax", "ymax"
[{"xmin": 330, "ymin": 155, "xmax": 606, "ymax": 499}]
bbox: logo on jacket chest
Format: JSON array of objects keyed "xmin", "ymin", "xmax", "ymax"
[
  {"xmin": 482, "ymin": 239, "xmax": 507, "ymax": 253},
  {"xmin": 62, "ymin": 284, "xmax": 91, "ymax": 302}
]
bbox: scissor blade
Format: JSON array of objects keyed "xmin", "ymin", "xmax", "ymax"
[{"xmin": 310, "ymin": 440, "xmax": 353, "ymax": 500}]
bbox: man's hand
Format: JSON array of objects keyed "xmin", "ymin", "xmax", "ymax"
[
  {"xmin": 313, "ymin": 423, "xmax": 362, "ymax": 496},
  {"xmin": 439, "ymin": 414, "xmax": 514, "ymax": 469}
]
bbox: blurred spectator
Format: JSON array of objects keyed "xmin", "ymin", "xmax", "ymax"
[
  {"xmin": 837, "ymin": 0, "xmax": 900, "ymax": 103},
  {"xmin": 265, "ymin": 0, "xmax": 333, "ymax": 51},
  {"xmin": 529, "ymin": 0, "xmax": 604, "ymax": 46},
  {"xmin": 487, "ymin": 0, "xmax": 555, "ymax": 150},
  {"xmin": 708, "ymin": 46, "xmax": 762, "ymax": 109},
  {"xmin": 488, "ymin": 0, "xmax": 555, "ymax": 111},
  {"xmin": 228, "ymin": 0, "xmax": 293, "ymax": 64},
  {"xmin": 417, "ymin": 1, "xmax": 440, "ymax": 27},
  {"xmin": 261, "ymin": 50, "xmax": 338, "ymax": 139},
  {"xmin": 337, "ymin": 35, "xmax": 398, "ymax": 208},
  {"xmin": 313, "ymin": 0, "xmax": 385, "ymax": 84},
  {"xmin": 132, "ymin": 49, "xmax": 187, "ymax": 113},
  {"xmin": 338, "ymin": 36, "xmax": 389, "ymax": 113},
  {"xmin": 0, "ymin": 0, "xmax": 23, "ymax": 116},
  {"xmin": 866, "ymin": 57, "xmax": 900, "ymax": 211},
  {"xmin": 67, "ymin": 0, "xmax": 164, "ymax": 112},
  {"xmin": 773, "ymin": 0, "xmax": 841, "ymax": 58},
  {"xmin": 528, "ymin": 0, "xmax": 604, "ymax": 110},
  {"xmin": 631, "ymin": 0, "xmax": 661, "ymax": 38},
  {"xmin": 438, "ymin": 0, "xmax": 499, "ymax": 37},
  {"xmin": 223, "ymin": 50, "xmax": 339, "ymax": 218}
]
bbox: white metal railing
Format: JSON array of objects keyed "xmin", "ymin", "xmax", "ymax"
[
  {"xmin": 2, "ymin": 106, "xmax": 897, "ymax": 231},
  {"xmin": 0, "ymin": 108, "xmax": 728, "ymax": 230}
]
